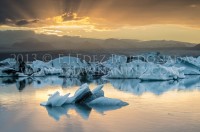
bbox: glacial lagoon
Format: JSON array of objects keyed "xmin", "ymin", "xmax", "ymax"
[{"xmin": 0, "ymin": 76, "xmax": 200, "ymax": 132}]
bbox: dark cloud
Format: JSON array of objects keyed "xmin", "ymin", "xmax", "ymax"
[
  {"xmin": 0, "ymin": 0, "xmax": 81, "ymax": 24},
  {"xmin": 15, "ymin": 19, "xmax": 39, "ymax": 26},
  {"xmin": 15, "ymin": 20, "xmax": 29, "ymax": 26}
]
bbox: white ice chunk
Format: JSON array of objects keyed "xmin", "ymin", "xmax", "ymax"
[
  {"xmin": 164, "ymin": 57, "xmax": 200, "ymax": 75},
  {"xmin": 52, "ymin": 93, "xmax": 70, "ymax": 107},
  {"xmin": 88, "ymin": 97, "xmax": 128, "ymax": 106},
  {"xmin": 103, "ymin": 55, "xmax": 127, "ymax": 68},
  {"xmin": 105, "ymin": 60, "xmax": 185, "ymax": 80},
  {"xmin": 65, "ymin": 83, "xmax": 91, "ymax": 104},
  {"xmin": 40, "ymin": 92, "xmax": 70, "ymax": 107},
  {"xmin": 41, "ymin": 84, "xmax": 128, "ymax": 109},
  {"xmin": 92, "ymin": 84, "xmax": 104, "ymax": 94},
  {"xmin": 48, "ymin": 56, "xmax": 86, "ymax": 69}
]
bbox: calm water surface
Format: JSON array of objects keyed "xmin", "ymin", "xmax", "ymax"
[{"xmin": 0, "ymin": 76, "xmax": 200, "ymax": 132}]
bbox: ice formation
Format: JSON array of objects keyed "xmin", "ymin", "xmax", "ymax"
[
  {"xmin": 87, "ymin": 97, "xmax": 128, "ymax": 106},
  {"xmin": 164, "ymin": 57, "xmax": 200, "ymax": 75},
  {"xmin": 102, "ymin": 55, "xmax": 127, "ymax": 69},
  {"xmin": 40, "ymin": 92, "xmax": 70, "ymax": 107},
  {"xmin": 104, "ymin": 60, "xmax": 185, "ymax": 80},
  {"xmin": 108, "ymin": 76, "xmax": 200, "ymax": 95},
  {"xmin": 40, "ymin": 83, "xmax": 128, "ymax": 107},
  {"xmin": 0, "ymin": 56, "xmax": 88, "ymax": 77},
  {"xmin": 1, "ymin": 53, "xmax": 200, "ymax": 80}
]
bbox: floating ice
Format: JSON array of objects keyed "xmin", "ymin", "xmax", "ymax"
[
  {"xmin": 164, "ymin": 57, "xmax": 200, "ymax": 75},
  {"xmin": 40, "ymin": 83, "xmax": 128, "ymax": 108},
  {"xmin": 40, "ymin": 92, "xmax": 70, "ymax": 107},
  {"xmin": 105, "ymin": 60, "xmax": 185, "ymax": 80},
  {"xmin": 65, "ymin": 83, "xmax": 92, "ymax": 104},
  {"xmin": 1, "ymin": 54, "xmax": 200, "ymax": 79},
  {"xmin": 102, "ymin": 55, "xmax": 127, "ymax": 69},
  {"xmin": 87, "ymin": 97, "xmax": 128, "ymax": 106}
]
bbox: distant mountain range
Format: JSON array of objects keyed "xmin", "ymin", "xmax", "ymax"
[
  {"xmin": 9, "ymin": 38, "xmax": 198, "ymax": 52},
  {"xmin": 0, "ymin": 30, "xmax": 199, "ymax": 52},
  {"xmin": 193, "ymin": 44, "xmax": 200, "ymax": 50},
  {"xmin": 12, "ymin": 38, "xmax": 54, "ymax": 51}
]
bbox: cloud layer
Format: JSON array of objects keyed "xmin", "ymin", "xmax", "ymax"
[{"xmin": 0, "ymin": 0, "xmax": 200, "ymax": 28}]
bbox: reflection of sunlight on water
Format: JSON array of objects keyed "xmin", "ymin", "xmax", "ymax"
[
  {"xmin": 34, "ymin": 86, "xmax": 82, "ymax": 101},
  {"xmin": 68, "ymin": 109, "xmax": 79, "ymax": 116},
  {"xmin": 1, "ymin": 77, "xmax": 200, "ymax": 132},
  {"xmin": 102, "ymin": 83, "xmax": 136, "ymax": 99},
  {"xmin": 34, "ymin": 83, "xmax": 134, "ymax": 103}
]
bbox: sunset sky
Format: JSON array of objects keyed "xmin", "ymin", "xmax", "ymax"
[{"xmin": 0, "ymin": 0, "xmax": 200, "ymax": 43}]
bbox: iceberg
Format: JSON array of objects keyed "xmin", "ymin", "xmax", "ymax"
[
  {"xmin": 139, "ymin": 65, "xmax": 185, "ymax": 81},
  {"xmin": 102, "ymin": 55, "xmax": 127, "ymax": 69},
  {"xmin": 87, "ymin": 97, "xmax": 128, "ymax": 106},
  {"xmin": 48, "ymin": 56, "xmax": 86, "ymax": 69},
  {"xmin": 105, "ymin": 60, "xmax": 185, "ymax": 80},
  {"xmin": 41, "ymin": 84, "xmax": 128, "ymax": 120},
  {"xmin": 164, "ymin": 57, "xmax": 200, "ymax": 75},
  {"xmin": 87, "ymin": 62, "xmax": 109, "ymax": 76},
  {"xmin": 0, "ymin": 67, "xmax": 17, "ymax": 76},
  {"xmin": 40, "ymin": 92, "xmax": 70, "ymax": 107},
  {"xmin": 31, "ymin": 60, "xmax": 48, "ymax": 72},
  {"xmin": 40, "ymin": 83, "xmax": 93, "ymax": 106},
  {"xmin": 0, "ymin": 58, "xmax": 17, "ymax": 68},
  {"xmin": 40, "ymin": 83, "xmax": 128, "ymax": 109},
  {"xmin": 83, "ymin": 84, "xmax": 104, "ymax": 103},
  {"xmin": 104, "ymin": 60, "xmax": 146, "ymax": 79},
  {"xmin": 66, "ymin": 83, "xmax": 92, "ymax": 104},
  {"xmin": 31, "ymin": 57, "xmax": 87, "ymax": 77},
  {"xmin": 92, "ymin": 84, "xmax": 104, "ymax": 95},
  {"xmin": 1, "ymin": 56, "xmax": 89, "ymax": 77},
  {"xmin": 2, "ymin": 53, "xmax": 200, "ymax": 80}
]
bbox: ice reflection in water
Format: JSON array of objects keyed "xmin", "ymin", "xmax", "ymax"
[
  {"xmin": 0, "ymin": 76, "xmax": 107, "ymax": 91},
  {"xmin": 1, "ymin": 76, "xmax": 200, "ymax": 132},
  {"xmin": 44, "ymin": 104, "xmax": 92, "ymax": 121},
  {"xmin": 108, "ymin": 75, "xmax": 200, "ymax": 95},
  {"xmin": 1, "ymin": 76, "xmax": 200, "ymax": 95},
  {"xmin": 43, "ymin": 102, "xmax": 128, "ymax": 121}
]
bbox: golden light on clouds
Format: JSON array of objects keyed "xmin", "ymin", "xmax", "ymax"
[{"xmin": 0, "ymin": 0, "xmax": 200, "ymax": 43}]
